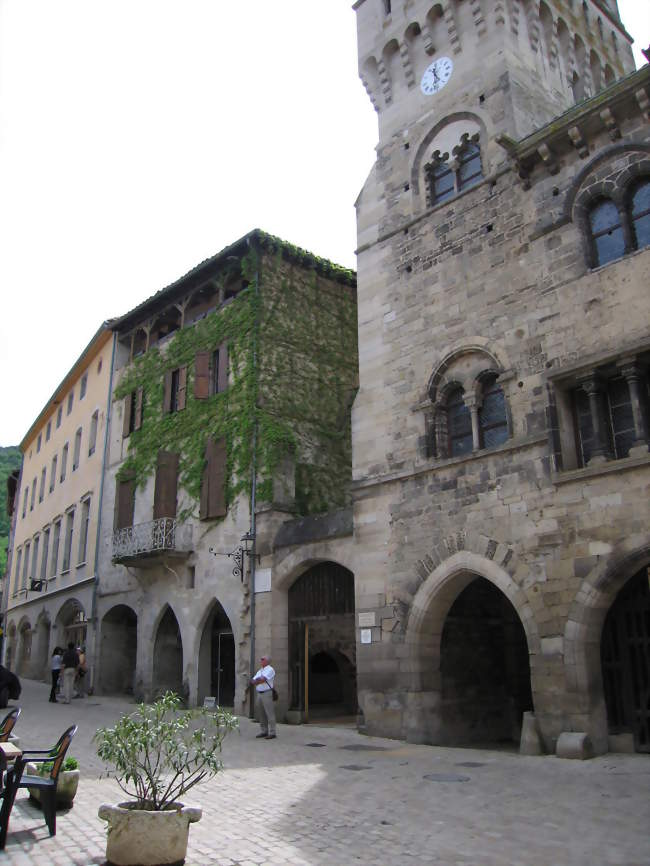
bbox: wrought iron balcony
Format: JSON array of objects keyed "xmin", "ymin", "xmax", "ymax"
[{"xmin": 112, "ymin": 517, "xmax": 193, "ymax": 567}]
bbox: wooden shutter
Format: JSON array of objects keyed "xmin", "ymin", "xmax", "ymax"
[
  {"xmin": 200, "ymin": 437, "xmax": 227, "ymax": 520},
  {"xmin": 114, "ymin": 475, "xmax": 135, "ymax": 530},
  {"xmin": 134, "ymin": 387, "xmax": 144, "ymax": 430},
  {"xmin": 153, "ymin": 451, "xmax": 179, "ymax": 519},
  {"xmin": 163, "ymin": 370, "xmax": 173, "ymax": 414},
  {"xmin": 217, "ymin": 342, "xmax": 229, "ymax": 393},
  {"xmin": 194, "ymin": 352, "xmax": 210, "ymax": 399},
  {"xmin": 122, "ymin": 394, "xmax": 132, "ymax": 438},
  {"xmin": 177, "ymin": 366, "xmax": 187, "ymax": 411}
]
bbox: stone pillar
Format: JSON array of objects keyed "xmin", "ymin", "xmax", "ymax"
[
  {"xmin": 578, "ymin": 374, "xmax": 609, "ymax": 464},
  {"xmin": 619, "ymin": 361, "xmax": 649, "ymax": 456},
  {"xmin": 465, "ymin": 395, "xmax": 480, "ymax": 451}
]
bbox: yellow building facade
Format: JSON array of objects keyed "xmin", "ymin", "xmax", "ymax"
[{"xmin": 4, "ymin": 325, "xmax": 114, "ymax": 685}]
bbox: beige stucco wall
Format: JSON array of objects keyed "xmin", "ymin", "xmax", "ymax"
[{"xmin": 4, "ymin": 330, "xmax": 114, "ymax": 681}]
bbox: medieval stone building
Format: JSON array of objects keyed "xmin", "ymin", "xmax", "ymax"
[
  {"xmin": 350, "ymin": 0, "xmax": 649, "ymax": 754},
  {"xmin": 94, "ymin": 230, "xmax": 358, "ymax": 715}
]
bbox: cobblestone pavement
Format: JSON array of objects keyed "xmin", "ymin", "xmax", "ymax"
[{"xmin": 1, "ymin": 678, "xmax": 649, "ymax": 866}]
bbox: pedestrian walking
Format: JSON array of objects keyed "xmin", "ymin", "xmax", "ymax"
[
  {"xmin": 61, "ymin": 642, "xmax": 79, "ymax": 705},
  {"xmin": 250, "ymin": 655, "xmax": 276, "ymax": 739},
  {"xmin": 74, "ymin": 645, "xmax": 87, "ymax": 698},
  {"xmin": 49, "ymin": 647, "xmax": 62, "ymax": 703}
]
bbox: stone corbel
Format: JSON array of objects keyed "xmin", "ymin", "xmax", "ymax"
[
  {"xmin": 599, "ymin": 107, "xmax": 621, "ymax": 141},
  {"xmin": 635, "ymin": 87, "xmax": 650, "ymax": 122},
  {"xmin": 537, "ymin": 143, "xmax": 559, "ymax": 175},
  {"xmin": 567, "ymin": 125, "xmax": 589, "ymax": 159}
]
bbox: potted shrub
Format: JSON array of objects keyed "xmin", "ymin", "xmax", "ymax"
[
  {"xmin": 26, "ymin": 756, "xmax": 80, "ymax": 808},
  {"xmin": 95, "ymin": 691, "xmax": 237, "ymax": 866}
]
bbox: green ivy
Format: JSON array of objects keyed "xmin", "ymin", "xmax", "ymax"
[{"xmin": 114, "ymin": 247, "xmax": 358, "ymax": 522}]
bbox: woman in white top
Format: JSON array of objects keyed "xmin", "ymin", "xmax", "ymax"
[{"xmin": 49, "ymin": 647, "xmax": 63, "ymax": 703}]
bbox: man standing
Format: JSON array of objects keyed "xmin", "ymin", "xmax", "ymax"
[
  {"xmin": 61, "ymin": 642, "xmax": 79, "ymax": 705},
  {"xmin": 250, "ymin": 655, "xmax": 276, "ymax": 740}
]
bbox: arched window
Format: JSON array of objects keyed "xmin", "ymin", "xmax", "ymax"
[
  {"xmin": 588, "ymin": 198, "xmax": 624, "ymax": 267},
  {"xmin": 446, "ymin": 387, "xmax": 473, "ymax": 457},
  {"xmin": 426, "ymin": 160, "xmax": 455, "ymax": 207},
  {"xmin": 478, "ymin": 375, "xmax": 508, "ymax": 448},
  {"xmin": 424, "ymin": 135, "xmax": 484, "ymax": 209},
  {"xmin": 630, "ymin": 179, "xmax": 650, "ymax": 250},
  {"xmin": 456, "ymin": 141, "xmax": 483, "ymax": 191}
]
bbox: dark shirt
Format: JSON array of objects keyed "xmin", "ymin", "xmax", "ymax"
[{"xmin": 62, "ymin": 649, "xmax": 79, "ymax": 669}]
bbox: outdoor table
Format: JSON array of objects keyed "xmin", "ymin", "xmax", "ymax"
[{"xmin": 0, "ymin": 743, "xmax": 22, "ymax": 762}]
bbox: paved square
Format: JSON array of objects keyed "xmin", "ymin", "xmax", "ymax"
[{"xmin": 1, "ymin": 679, "xmax": 649, "ymax": 865}]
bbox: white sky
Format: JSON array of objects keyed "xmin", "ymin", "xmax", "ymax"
[{"xmin": 0, "ymin": 0, "xmax": 648, "ymax": 447}]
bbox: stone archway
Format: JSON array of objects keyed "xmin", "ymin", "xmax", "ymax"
[
  {"xmin": 439, "ymin": 577, "xmax": 533, "ymax": 746},
  {"xmin": 33, "ymin": 613, "xmax": 51, "ymax": 682},
  {"xmin": 4, "ymin": 623, "xmax": 17, "ymax": 671},
  {"xmin": 99, "ymin": 605, "xmax": 138, "ymax": 695},
  {"xmin": 404, "ymin": 551, "xmax": 538, "ymax": 746},
  {"xmin": 54, "ymin": 599, "xmax": 88, "ymax": 652},
  {"xmin": 197, "ymin": 600, "xmax": 235, "ymax": 707},
  {"xmin": 600, "ymin": 565, "xmax": 650, "ymax": 752},
  {"xmin": 288, "ymin": 562, "xmax": 357, "ymax": 719},
  {"xmin": 564, "ymin": 539, "xmax": 650, "ymax": 754},
  {"xmin": 16, "ymin": 619, "xmax": 32, "ymax": 678},
  {"xmin": 152, "ymin": 606, "xmax": 184, "ymax": 699}
]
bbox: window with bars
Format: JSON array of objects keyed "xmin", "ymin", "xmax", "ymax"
[
  {"xmin": 447, "ymin": 387, "xmax": 473, "ymax": 457},
  {"xmin": 424, "ymin": 136, "xmax": 484, "ymax": 208},
  {"xmin": 586, "ymin": 177, "xmax": 650, "ymax": 267},
  {"xmin": 573, "ymin": 373, "xmax": 647, "ymax": 467},
  {"xmin": 479, "ymin": 375, "xmax": 509, "ymax": 449}
]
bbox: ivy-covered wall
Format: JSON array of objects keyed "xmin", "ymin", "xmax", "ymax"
[
  {"xmin": 258, "ymin": 252, "xmax": 358, "ymax": 514},
  {"xmin": 113, "ymin": 237, "xmax": 358, "ymax": 521}
]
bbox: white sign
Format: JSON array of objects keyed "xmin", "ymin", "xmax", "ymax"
[
  {"xmin": 203, "ymin": 696, "xmax": 216, "ymax": 709},
  {"xmin": 255, "ymin": 568, "xmax": 272, "ymax": 593},
  {"xmin": 360, "ymin": 628, "xmax": 372, "ymax": 645},
  {"xmin": 358, "ymin": 612, "xmax": 376, "ymax": 628}
]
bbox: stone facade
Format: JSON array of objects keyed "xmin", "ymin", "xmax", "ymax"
[
  {"xmin": 93, "ymin": 230, "xmax": 359, "ymax": 717},
  {"xmin": 351, "ymin": 0, "xmax": 649, "ymax": 753}
]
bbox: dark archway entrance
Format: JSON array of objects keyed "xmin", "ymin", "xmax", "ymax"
[
  {"xmin": 198, "ymin": 601, "xmax": 235, "ymax": 707},
  {"xmin": 601, "ymin": 565, "xmax": 650, "ymax": 753},
  {"xmin": 288, "ymin": 562, "xmax": 357, "ymax": 719},
  {"xmin": 440, "ymin": 577, "xmax": 533, "ymax": 746},
  {"xmin": 153, "ymin": 607, "xmax": 183, "ymax": 699},
  {"xmin": 99, "ymin": 605, "xmax": 138, "ymax": 695}
]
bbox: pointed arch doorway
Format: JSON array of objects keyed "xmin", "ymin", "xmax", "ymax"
[
  {"xmin": 438, "ymin": 576, "xmax": 533, "ymax": 746},
  {"xmin": 288, "ymin": 562, "xmax": 357, "ymax": 721},
  {"xmin": 198, "ymin": 601, "xmax": 235, "ymax": 707},
  {"xmin": 153, "ymin": 607, "xmax": 183, "ymax": 698},
  {"xmin": 601, "ymin": 565, "xmax": 650, "ymax": 752}
]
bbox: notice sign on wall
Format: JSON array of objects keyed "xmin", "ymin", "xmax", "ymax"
[
  {"xmin": 203, "ymin": 696, "xmax": 216, "ymax": 709},
  {"xmin": 360, "ymin": 628, "xmax": 372, "ymax": 645},
  {"xmin": 255, "ymin": 568, "xmax": 272, "ymax": 593}
]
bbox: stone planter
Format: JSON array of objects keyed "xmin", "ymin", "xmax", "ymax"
[
  {"xmin": 98, "ymin": 801, "xmax": 202, "ymax": 866},
  {"xmin": 25, "ymin": 763, "xmax": 80, "ymax": 808}
]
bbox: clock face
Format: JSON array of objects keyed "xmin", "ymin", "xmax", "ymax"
[{"xmin": 420, "ymin": 56, "xmax": 453, "ymax": 96}]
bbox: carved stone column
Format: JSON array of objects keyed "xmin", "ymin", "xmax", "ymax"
[
  {"xmin": 619, "ymin": 361, "xmax": 650, "ymax": 456},
  {"xmin": 578, "ymin": 374, "xmax": 609, "ymax": 464},
  {"xmin": 465, "ymin": 395, "xmax": 481, "ymax": 451}
]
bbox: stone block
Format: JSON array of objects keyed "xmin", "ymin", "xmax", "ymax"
[
  {"xmin": 556, "ymin": 732, "xmax": 594, "ymax": 760},
  {"xmin": 520, "ymin": 711, "xmax": 543, "ymax": 755}
]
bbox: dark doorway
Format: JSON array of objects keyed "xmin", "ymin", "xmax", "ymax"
[
  {"xmin": 288, "ymin": 562, "xmax": 357, "ymax": 718},
  {"xmin": 153, "ymin": 607, "xmax": 183, "ymax": 699},
  {"xmin": 601, "ymin": 565, "xmax": 650, "ymax": 753},
  {"xmin": 440, "ymin": 577, "xmax": 533, "ymax": 746},
  {"xmin": 100, "ymin": 605, "xmax": 138, "ymax": 695},
  {"xmin": 198, "ymin": 601, "xmax": 235, "ymax": 707}
]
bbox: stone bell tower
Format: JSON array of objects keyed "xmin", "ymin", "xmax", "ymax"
[{"xmin": 349, "ymin": 0, "xmax": 647, "ymax": 753}]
